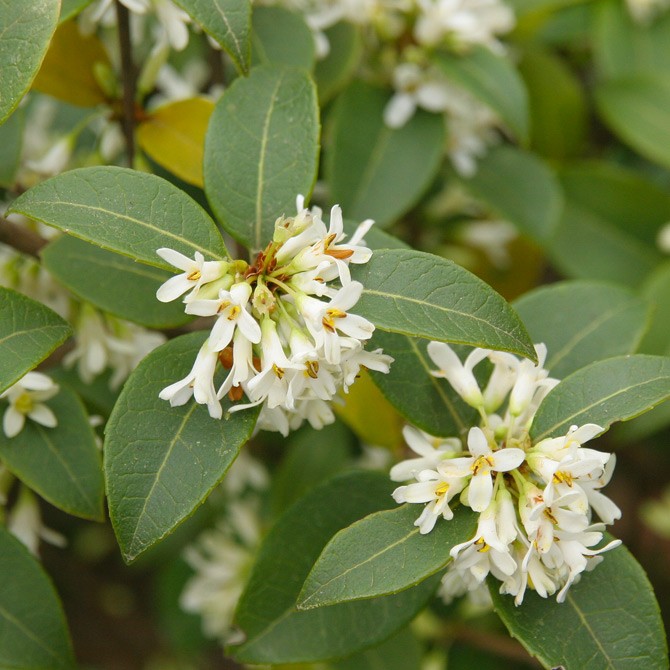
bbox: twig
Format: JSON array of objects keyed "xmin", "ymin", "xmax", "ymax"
[
  {"xmin": 0, "ymin": 217, "xmax": 48, "ymax": 258},
  {"xmin": 450, "ymin": 624, "xmax": 541, "ymax": 667},
  {"xmin": 115, "ymin": 0, "xmax": 137, "ymax": 166}
]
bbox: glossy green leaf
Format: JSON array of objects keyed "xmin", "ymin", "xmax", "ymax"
[
  {"xmin": 326, "ymin": 80, "xmax": 445, "ymax": 228},
  {"xmin": 0, "ymin": 0, "xmax": 60, "ymax": 124},
  {"xmin": 530, "ymin": 355, "xmax": 670, "ymax": 441},
  {"xmin": 351, "ymin": 249, "xmax": 536, "ymax": 360},
  {"xmin": 434, "ymin": 47, "xmax": 529, "ymax": 142},
  {"xmin": 332, "ymin": 627, "xmax": 423, "ymax": 670},
  {"xmin": 461, "ymin": 145, "xmax": 562, "ymax": 242},
  {"xmin": 596, "ymin": 74, "xmax": 670, "ymax": 170},
  {"xmin": 491, "ymin": 543, "xmax": 668, "ymax": 670},
  {"xmin": 232, "ymin": 471, "xmax": 440, "ymax": 664},
  {"xmin": 519, "ymin": 48, "xmax": 587, "ymax": 160},
  {"xmin": 315, "ymin": 22, "xmax": 362, "ymax": 103},
  {"xmin": 204, "ymin": 64, "xmax": 319, "ymax": 251},
  {"xmin": 251, "ymin": 6, "xmax": 315, "ymax": 69},
  {"xmin": 105, "ymin": 332, "xmax": 259, "ymax": 562},
  {"xmin": 594, "ymin": 0, "xmax": 670, "ymax": 79},
  {"xmin": 514, "ymin": 281, "xmax": 651, "ymax": 378},
  {"xmin": 0, "ymin": 107, "xmax": 24, "ymax": 187},
  {"xmin": 269, "ymin": 421, "xmax": 355, "ymax": 518},
  {"xmin": 298, "ymin": 504, "xmax": 477, "ymax": 609},
  {"xmin": 0, "ymin": 384, "xmax": 103, "ymax": 520},
  {"xmin": 0, "ymin": 526, "xmax": 76, "ymax": 669},
  {"xmin": 42, "ymin": 236, "xmax": 191, "ymax": 329},
  {"xmin": 10, "ymin": 167, "xmax": 228, "ymax": 269},
  {"xmin": 0, "ymin": 287, "xmax": 72, "ymax": 395},
  {"xmin": 549, "ymin": 202, "xmax": 661, "ymax": 288},
  {"xmin": 368, "ymin": 331, "xmax": 477, "ymax": 438},
  {"xmin": 174, "ymin": 0, "xmax": 250, "ymax": 74}
]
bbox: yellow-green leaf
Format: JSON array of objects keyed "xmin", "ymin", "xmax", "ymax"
[
  {"xmin": 137, "ymin": 98, "xmax": 214, "ymax": 188},
  {"xmin": 32, "ymin": 19, "xmax": 110, "ymax": 107}
]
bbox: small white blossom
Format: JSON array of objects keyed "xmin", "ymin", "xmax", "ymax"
[{"xmin": 1, "ymin": 372, "xmax": 59, "ymax": 439}]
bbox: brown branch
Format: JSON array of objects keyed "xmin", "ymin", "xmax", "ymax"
[
  {"xmin": 115, "ymin": 0, "xmax": 137, "ymax": 166},
  {"xmin": 450, "ymin": 624, "xmax": 541, "ymax": 667},
  {"xmin": 0, "ymin": 217, "xmax": 48, "ymax": 258}
]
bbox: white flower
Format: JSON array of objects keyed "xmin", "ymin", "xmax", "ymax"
[
  {"xmin": 7, "ymin": 487, "xmax": 66, "ymax": 556},
  {"xmin": 393, "ymin": 467, "xmax": 466, "ymax": 533},
  {"xmin": 1, "ymin": 372, "xmax": 59, "ymax": 438},
  {"xmin": 155, "ymin": 248, "xmax": 228, "ymax": 303},
  {"xmin": 159, "ymin": 338, "xmax": 222, "ymax": 418},
  {"xmin": 390, "ymin": 425, "xmax": 461, "ymax": 481},
  {"xmin": 426, "ymin": 342, "xmax": 488, "ymax": 408},
  {"xmin": 440, "ymin": 426, "xmax": 524, "ymax": 511},
  {"xmin": 186, "ymin": 282, "xmax": 261, "ymax": 352}
]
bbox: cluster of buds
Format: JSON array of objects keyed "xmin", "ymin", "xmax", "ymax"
[
  {"xmin": 156, "ymin": 197, "xmax": 392, "ymax": 435},
  {"xmin": 391, "ymin": 343, "xmax": 621, "ymax": 605}
]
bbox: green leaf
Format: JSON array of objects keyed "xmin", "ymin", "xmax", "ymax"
[
  {"xmin": 434, "ymin": 47, "xmax": 529, "ymax": 142},
  {"xmin": 9, "ymin": 166, "xmax": 228, "ymax": 269},
  {"xmin": 518, "ymin": 48, "xmax": 587, "ymax": 160},
  {"xmin": 0, "ymin": 384, "xmax": 104, "ymax": 521},
  {"xmin": 367, "ymin": 330, "xmax": 477, "ymax": 438},
  {"xmin": 174, "ymin": 0, "xmax": 251, "ymax": 75},
  {"xmin": 251, "ymin": 6, "xmax": 315, "ymax": 69},
  {"xmin": 105, "ymin": 332, "xmax": 259, "ymax": 562},
  {"xmin": 351, "ymin": 249, "xmax": 536, "ymax": 361},
  {"xmin": 232, "ymin": 471, "xmax": 441, "ymax": 664},
  {"xmin": 298, "ymin": 505, "xmax": 477, "ymax": 609},
  {"xmin": 530, "ymin": 354, "xmax": 670, "ymax": 441},
  {"xmin": 315, "ymin": 22, "xmax": 362, "ymax": 103},
  {"xmin": 204, "ymin": 64, "xmax": 319, "ymax": 251},
  {"xmin": 639, "ymin": 262, "xmax": 670, "ymax": 356},
  {"xmin": 491, "ymin": 542, "xmax": 668, "ymax": 670},
  {"xmin": 514, "ymin": 281, "xmax": 651, "ymax": 378},
  {"xmin": 0, "ymin": 287, "xmax": 72, "ymax": 395},
  {"xmin": 269, "ymin": 421, "xmax": 355, "ymax": 518},
  {"xmin": 331, "ymin": 627, "xmax": 423, "ymax": 670},
  {"xmin": 0, "ymin": 0, "xmax": 60, "ymax": 124},
  {"xmin": 0, "ymin": 526, "xmax": 76, "ymax": 670},
  {"xmin": 0, "ymin": 106, "xmax": 24, "ymax": 187},
  {"xmin": 41, "ymin": 236, "xmax": 191, "ymax": 329},
  {"xmin": 594, "ymin": 0, "xmax": 670, "ymax": 80},
  {"xmin": 549, "ymin": 202, "xmax": 661, "ymax": 288},
  {"xmin": 560, "ymin": 162, "xmax": 670, "ymax": 247},
  {"xmin": 326, "ymin": 80, "xmax": 445, "ymax": 228},
  {"xmin": 596, "ymin": 74, "xmax": 670, "ymax": 170},
  {"xmin": 461, "ymin": 145, "xmax": 562, "ymax": 242}
]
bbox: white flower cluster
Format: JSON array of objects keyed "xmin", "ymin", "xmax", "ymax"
[
  {"xmin": 391, "ymin": 343, "xmax": 621, "ymax": 605},
  {"xmin": 1, "ymin": 372, "xmax": 59, "ymax": 439},
  {"xmin": 156, "ymin": 197, "xmax": 392, "ymax": 435}
]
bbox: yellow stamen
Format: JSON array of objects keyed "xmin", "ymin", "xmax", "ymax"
[
  {"xmin": 553, "ymin": 471, "xmax": 573, "ymax": 486},
  {"xmin": 14, "ymin": 392, "xmax": 34, "ymax": 415},
  {"xmin": 475, "ymin": 537, "xmax": 491, "ymax": 553},
  {"xmin": 187, "ymin": 269, "xmax": 202, "ymax": 281},
  {"xmin": 435, "ymin": 482, "xmax": 450, "ymax": 497},
  {"xmin": 472, "ymin": 455, "xmax": 494, "ymax": 475},
  {"xmin": 227, "ymin": 305, "xmax": 241, "ymax": 321},
  {"xmin": 217, "ymin": 300, "xmax": 231, "ymax": 313},
  {"xmin": 273, "ymin": 364, "xmax": 285, "ymax": 379},
  {"xmin": 305, "ymin": 360, "xmax": 319, "ymax": 379}
]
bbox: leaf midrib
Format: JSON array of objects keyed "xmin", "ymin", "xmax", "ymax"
[{"xmin": 12, "ymin": 200, "xmax": 227, "ymax": 262}]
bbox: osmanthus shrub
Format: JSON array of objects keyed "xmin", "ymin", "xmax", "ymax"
[{"xmin": 0, "ymin": 0, "xmax": 669, "ymax": 668}]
